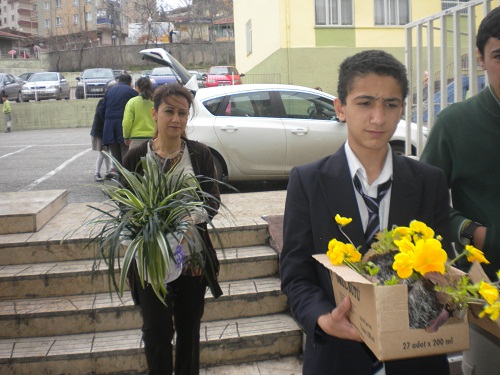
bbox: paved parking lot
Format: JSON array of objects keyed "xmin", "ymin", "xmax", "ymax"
[{"xmin": 0, "ymin": 127, "xmax": 288, "ymax": 203}]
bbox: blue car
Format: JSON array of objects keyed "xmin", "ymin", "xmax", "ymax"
[
  {"xmin": 414, "ymin": 75, "xmax": 486, "ymax": 122},
  {"xmin": 149, "ymin": 67, "xmax": 179, "ymax": 88}
]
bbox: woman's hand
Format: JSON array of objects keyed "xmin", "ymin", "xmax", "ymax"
[{"xmin": 317, "ymin": 297, "xmax": 363, "ymax": 342}]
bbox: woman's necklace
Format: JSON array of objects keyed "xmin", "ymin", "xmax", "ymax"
[{"xmin": 150, "ymin": 139, "xmax": 186, "ymax": 171}]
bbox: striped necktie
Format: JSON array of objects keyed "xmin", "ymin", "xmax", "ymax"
[{"xmin": 353, "ymin": 174, "xmax": 392, "ymax": 244}]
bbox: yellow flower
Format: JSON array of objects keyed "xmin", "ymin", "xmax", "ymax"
[
  {"xmin": 335, "ymin": 214, "xmax": 352, "ymax": 227},
  {"xmin": 479, "ymin": 301, "xmax": 500, "ymax": 321},
  {"xmin": 479, "ymin": 281, "xmax": 499, "ymax": 306},
  {"xmin": 394, "ymin": 237, "xmax": 415, "ymax": 254},
  {"xmin": 497, "ymin": 270, "xmax": 500, "ymax": 280},
  {"xmin": 392, "ymin": 226, "xmax": 411, "ymax": 241},
  {"xmin": 393, "ymin": 251, "xmax": 415, "ymax": 279},
  {"xmin": 413, "ymin": 238, "xmax": 447, "ymax": 275},
  {"xmin": 327, "ymin": 238, "xmax": 347, "ymax": 265},
  {"xmin": 465, "ymin": 245, "xmax": 490, "ymax": 264},
  {"xmin": 410, "ymin": 220, "xmax": 435, "ymax": 241},
  {"xmin": 344, "ymin": 243, "xmax": 362, "ymax": 263}
]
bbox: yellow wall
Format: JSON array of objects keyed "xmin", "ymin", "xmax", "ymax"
[{"xmin": 234, "ymin": 0, "xmax": 281, "ymax": 73}]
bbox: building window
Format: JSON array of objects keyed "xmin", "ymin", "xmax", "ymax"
[
  {"xmin": 73, "ymin": 14, "xmax": 78, "ymax": 24},
  {"xmin": 245, "ymin": 19, "xmax": 252, "ymax": 56},
  {"xmin": 11, "ymin": 14, "xmax": 14, "ymax": 21},
  {"xmin": 45, "ymin": 19, "xmax": 50, "ymax": 28},
  {"xmin": 56, "ymin": 17, "xmax": 62, "ymax": 27},
  {"xmin": 442, "ymin": 0, "xmax": 469, "ymax": 10},
  {"xmin": 374, "ymin": 0, "xmax": 410, "ymax": 26},
  {"xmin": 315, "ymin": 0, "xmax": 353, "ymax": 26},
  {"xmin": 85, "ymin": 12, "xmax": 92, "ymax": 22},
  {"xmin": 56, "ymin": 0, "xmax": 61, "ymax": 8},
  {"xmin": 10, "ymin": 3, "xmax": 13, "ymax": 9},
  {"xmin": 73, "ymin": 0, "xmax": 78, "ymax": 5},
  {"xmin": 44, "ymin": 2, "xmax": 49, "ymax": 10},
  {"xmin": 33, "ymin": 4, "xmax": 36, "ymax": 11}
]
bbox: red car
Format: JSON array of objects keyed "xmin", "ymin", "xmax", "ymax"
[{"xmin": 205, "ymin": 66, "xmax": 245, "ymax": 87}]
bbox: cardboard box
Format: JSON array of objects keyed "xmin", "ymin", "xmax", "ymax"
[
  {"xmin": 314, "ymin": 254, "xmax": 469, "ymax": 361},
  {"xmin": 467, "ymin": 262, "xmax": 500, "ymax": 338}
]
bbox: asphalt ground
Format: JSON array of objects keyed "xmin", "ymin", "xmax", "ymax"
[{"xmin": 0, "ymin": 127, "xmax": 288, "ymax": 203}]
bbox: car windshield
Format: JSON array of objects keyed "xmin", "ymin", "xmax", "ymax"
[
  {"xmin": 31, "ymin": 73, "xmax": 58, "ymax": 82},
  {"xmin": 210, "ymin": 67, "xmax": 235, "ymax": 75},
  {"xmin": 151, "ymin": 67, "xmax": 174, "ymax": 76},
  {"xmin": 210, "ymin": 66, "xmax": 231, "ymax": 74},
  {"xmin": 82, "ymin": 69, "xmax": 114, "ymax": 79}
]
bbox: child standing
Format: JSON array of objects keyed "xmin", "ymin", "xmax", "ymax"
[
  {"xmin": 2, "ymin": 94, "xmax": 11, "ymax": 133},
  {"xmin": 90, "ymin": 97, "xmax": 111, "ymax": 181}
]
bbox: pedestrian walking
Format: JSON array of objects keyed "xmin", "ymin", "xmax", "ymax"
[
  {"xmin": 3, "ymin": 94, "xmax": 12, "ymax": 133},
  {"xmin": 98, "ymin": 74, "xmax": 138, "ymax": 165}
]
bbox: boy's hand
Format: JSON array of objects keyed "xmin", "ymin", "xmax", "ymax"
[{"xmin": 317, "ymin": 297, "xmax": 363, "ymax": 342}]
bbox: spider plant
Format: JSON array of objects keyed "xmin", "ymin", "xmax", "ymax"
[{"xmin": 84, "ymin": 152, "xmax": 223, "ymax": 302}]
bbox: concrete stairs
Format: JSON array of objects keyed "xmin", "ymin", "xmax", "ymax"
[{"xmin": 0, "ymin": 190, "xmax": 302, "ymax": 374}]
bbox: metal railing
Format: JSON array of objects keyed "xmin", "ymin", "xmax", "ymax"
[{"xmin": 404, "ymin": 0, "xmax": 499, "ymax": 157}]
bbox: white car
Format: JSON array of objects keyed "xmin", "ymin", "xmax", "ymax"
[
  {"xmin": 189, "ymin": 84, "xmax": 425, "ymax": 182},
  {"xmin": 140, "ymin": 48, "xmax": 426, "ymax": 182}
]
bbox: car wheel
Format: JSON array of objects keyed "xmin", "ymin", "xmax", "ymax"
[
  {"xmin": 213, "ymin": 156, "xmax": 225, "ymax": 182},
  {"xmin": 16, "ymin": 91, "xmax": 21, "ymax": 103}
]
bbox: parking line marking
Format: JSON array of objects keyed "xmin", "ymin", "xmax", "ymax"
[
  {"xmin": 20, "ymin": 148, "xmax": 92, "ymax": 191},
  {"xmin": 0, "ymin": 146, "xmax": 32, "ymax": 159}
]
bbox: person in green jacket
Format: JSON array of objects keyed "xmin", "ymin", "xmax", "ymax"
[
  {"xmin": 122, "ymin": 77, "xmax": 156, "ymax": 149},
  {"xmin": 420, "ymin": 7, "xmax": 500, "ymax": 375},
  {"xmin": 2, "ymin": 94, "xmax": 11, "ymax": 133}
]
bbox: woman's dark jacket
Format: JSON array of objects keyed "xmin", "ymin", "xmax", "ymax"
[
  {"xmin": 122, "ymin": 138, "xmax": 223, "ymax": 299},
  {"xmin": 90, "ymin": 98, "xmax": 105, "ymax": 139}
]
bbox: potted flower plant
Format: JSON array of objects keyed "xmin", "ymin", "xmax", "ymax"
[
  {"xmin": 84, "ymin": 152, "xmax": 225, "ymax": 302},
  {"xmin": 326, "ymin": 215, "xmax": 499, "ymax": 330}
]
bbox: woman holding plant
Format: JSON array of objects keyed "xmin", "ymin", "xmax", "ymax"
[{"xmin": 122, "ymin": 83, "xmax": 222, "ymax": 375}]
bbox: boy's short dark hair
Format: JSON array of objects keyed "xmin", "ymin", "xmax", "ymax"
[
  {"xmin": 476, "ymin": 7, "xmax": 500, "ymax": 58},
  {"xmin": 337, "ymin": 50, "xmax": 409, "ymax": 104}
]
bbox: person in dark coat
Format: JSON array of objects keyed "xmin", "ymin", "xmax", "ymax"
[
  {"xmin": 280, "ymin": 50, "xmax": 452, "ymax": 375},
  {"xmin": 99, "ymin": 74, "xmax": 138, "ymax": 165}
]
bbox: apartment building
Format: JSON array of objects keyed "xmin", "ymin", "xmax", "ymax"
[{"xmin": 233, "ymin": 0, "xmax": 479, "ymax": 93}]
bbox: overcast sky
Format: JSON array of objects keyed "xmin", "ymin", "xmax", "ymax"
[{"xmin": 161, "ymin": 0, "xmax": 188, "ymax": 10}]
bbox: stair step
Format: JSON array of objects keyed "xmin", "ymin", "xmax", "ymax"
[
  {"xmin": 0, "ymin": 246, "xmax": 279, "ymax": 299},
  {"xmin": 201, "ymin": 355, "xmax": 303, "ymax": 374},
  {"xmin": 0, "ymin": 219, "xmax": 269, "ymax": 266},
  {"xmin": 0, "ymin": 277, "xmax": 286, "ymax": 338},
  {"xmin": 0, "ymin": 190, "xmax": 68, "ymax": 235},
  {"xmin": 0, "ymin": 314, "xmax": 302, "ymax": 375}
]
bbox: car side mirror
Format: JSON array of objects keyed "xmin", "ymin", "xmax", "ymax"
[
  {"xmin": 240, "ymin": 73, "xmax": 245, "ymax": 77},
  {"xmin": 76, "ymin": 77, "xmax": 81, "ymax": 81}
]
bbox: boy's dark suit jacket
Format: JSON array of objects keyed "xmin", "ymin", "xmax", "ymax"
[{"xmin": 280, "ymin": 146, "xmax": 452, "ymax": 375}]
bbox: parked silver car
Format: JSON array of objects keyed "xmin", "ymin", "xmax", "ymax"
[
  {"xmin": 0, "ymin": 73, "xmax": 23, "ymax": 102},
  {"xmin": 21, "ymin": 72, "xmax": 70, "ymax": 101},
  {"xmin": 188, "ymin": 84, "xmax": 426, "ymax": 181},
  {"xmin": 139, "ymin": 49, "xmax": 425, "ymax": 182},
  {"xmin": 75, "ymin": 68, "xmax": 115, "ymax": 99}
]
